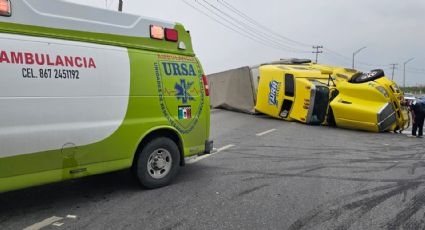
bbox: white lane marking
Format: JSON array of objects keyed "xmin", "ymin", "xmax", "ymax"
[
  {"xmin": 52, "ymin": 222, "xmax": 64, "ymax": 227},
  {"xmin": 66, "ymin": 215, "xmax": 77, "ymax": 219},
  {"xmin": 23, "ymin": 216, "xmax": 63, "ymax": 230},
  {"xmin": 187, "ymin": 144, "xmax": 235, "ymax": 164},
  {"xmin": 217, "ymin": 144, "xmax": 235, "ymax": 152},
  {"xmin": 256, "ymin": 129, "xmax": 276, "ymax": 136}
]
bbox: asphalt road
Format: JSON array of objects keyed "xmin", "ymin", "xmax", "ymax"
[{"xmin": 1, "ymin": 109, "xmax": 425, "ymax": 230}]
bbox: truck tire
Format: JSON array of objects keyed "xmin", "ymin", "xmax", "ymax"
[
  {"xmin": 327, "ymin": 107, "xmax": 336, "ymax": 127},
  {"xmin": 134, "ymin": 137, "xmax": 180, "ymax": 189},
  {"xmin": 349, "ymin": 69, "xmax": 385, "ymax": 83}
]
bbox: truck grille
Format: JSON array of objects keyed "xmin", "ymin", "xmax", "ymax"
[{"xmin": 377, "ymin": 103, "xmax": 396, "ymax": 132}]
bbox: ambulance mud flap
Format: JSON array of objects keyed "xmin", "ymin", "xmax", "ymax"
[{"xmin": 204, "ymin": 140, "xmax": 214, "ymax": 154}]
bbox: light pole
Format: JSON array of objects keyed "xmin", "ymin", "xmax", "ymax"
[
  {"xmin": 352, "ymin": 46, "xmax": 367, "ymax": 69},
  {"xmin": 118, "ymin": 0, "xmax": 123, "ymax": 11},
  {"xmin": 403, "ymin": 58, "xmax": 414, "ymax": 89},
  {"xmin": 389, "ymin": 63, "xmax": 398, "ymax": 81}
]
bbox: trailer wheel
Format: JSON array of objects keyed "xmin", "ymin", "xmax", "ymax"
[
  {"xmin": 134, "ymin": 137, "xmax": 180, "ymax": 189},
  {"xmin": 349, "ymin": 69, "xmax": 385, "ymax": 83}
]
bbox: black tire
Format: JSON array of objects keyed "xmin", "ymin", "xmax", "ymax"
[
  {"xmin": 327, "ymin": 107, "xmax": 336, "ymax": 127},
  {"xmin": 133, "ymin": 137, "xmax": 180, "ymax": 189},
  {"xmin": 349, "ymin": 69, "xmax": 385, "ymax": 83}
]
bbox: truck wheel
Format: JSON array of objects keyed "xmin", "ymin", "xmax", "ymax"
[
  {"xmin": 134, "ymin": 137, "xmax": 180, "ymax": 189},
  {"xmin": 327, "ymin": 107, "xmax": 336, "ymax": 127},
  {"xmin": 349, "ymin": 69, "xmax": 385, "ymax": 83}
]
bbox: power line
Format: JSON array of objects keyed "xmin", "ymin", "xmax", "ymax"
[
  {"xmin": 409, "ymin": 67, "xmax": 425, "ymax": 72},
  {"xmin": 186, "ymin": 0, "xmax": 309, "ymax": 53},
  {"xmin": 217, "ymin": 0, "xmax": 312, "ymax": 48},
  {"xmin": 196, "ymin": 0, "xmax": 309, "ymax": 53},
  {"xmin": 406, "ymin": 69, "xmax": 425, "ymax": 74},
  {"xmin": 106, "ymin": 0, "xmax": 116, "ymax": 9},
  {"xmin": 324, "ymin": 48, "xmax": 388, "ymax": 68},
  {"xmin": 182, "ymin": 0, "xmax": 299, "ymax": 53},
  {"xmin": 182, "ymin": 1, "xmax": 423, "ymax": 72},
  {"xmin": 194, "ymin": 0, "xmax": 297, "ymax": 52}
]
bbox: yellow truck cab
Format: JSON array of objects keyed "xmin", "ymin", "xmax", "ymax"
[
  {"xmin": 315, "ymin": 65, "xmax": 409, "ymax": 132},
  {"xmin": 255, "ymin": 60, "xmax": 331, "ymax": 125},
  {"xmin": 255, "ymin": 59, "xmax": 408, "ymax": 132},
  {"xmin": 0, "ymin": 0, "xmax": 212, "ymax": 192}
]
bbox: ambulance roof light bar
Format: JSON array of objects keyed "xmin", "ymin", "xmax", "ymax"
[{"xmin": 0, "ymin": 0, "xmax": 11, "ymax": 17}]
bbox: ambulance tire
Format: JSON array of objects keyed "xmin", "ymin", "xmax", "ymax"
[
  {"xmin": 349, "ymin": 69, "xmax": 385, "ymax": 83},
  {"xmin": 134, "ymin": 137, "xmax": 180, "ymax": 189}
]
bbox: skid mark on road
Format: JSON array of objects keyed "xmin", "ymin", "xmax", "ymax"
[
  {"xmin": 386, "ymin": 188, "xmax": 425, "ymax": 230},
  {"xmin": 287, "ymin": 182, "xmax": 423, "ymax": 230},
  {"xmin": 222, "ymin": 137, "xmax": 425, "ymax": 229},
  {"xmin": 236, "ymin": 184, "xmax": 270, "ymax": 198},
  {"xmin": 159, "ymin": 218, "xmax": 187, "ymax": 230}
]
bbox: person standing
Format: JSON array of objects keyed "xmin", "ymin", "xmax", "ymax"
[{"xmin": 410, "ymin": 99, "xmax": 425, "ymax": 138}]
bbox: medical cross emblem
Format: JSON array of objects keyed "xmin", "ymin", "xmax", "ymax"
[{"xmin": 175, "ymin": 79, "xmax": 195, "ymax": 104}]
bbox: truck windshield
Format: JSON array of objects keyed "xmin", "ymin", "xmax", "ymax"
[
  {"xmin": 310, "ymin": 86, "xmax": 330, "ymax": 125},
  {"xmin": 285, "ymin": 74, "xmax": 295, "ymax": 97}
]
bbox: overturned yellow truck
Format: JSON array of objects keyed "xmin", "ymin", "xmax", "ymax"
[{"xmin": 209, "ymin": 59, "xmax": 409, "ymax": 132}]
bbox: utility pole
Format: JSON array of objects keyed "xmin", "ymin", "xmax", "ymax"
[
  {"xmin": 403, "ymin": 58, "xmax": 414, "ymax": 89},
  {"xmin": 389, "ymin": 63, "xmax": 398, "ymax": 81},
  {"xmin": 352, "ymin": 46, "xmax": 367, "ymax": 69},
  {"xmin": 118, "ymin": 0, "xmax": 123, "ymax": 12},
  {"xmin": 312, "ymin": 45, "xmax": 323, "ymax": 63}
]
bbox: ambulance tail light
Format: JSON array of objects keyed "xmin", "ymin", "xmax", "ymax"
[
  {"xmin": 150, "ymin": 25, "xmax": 179, "ymax": 42},
  {"xmin": 202, "ymin": 75, "xmax": 209, "ymax": 96},
  {"xmin": 150, "ymin": 25, "xmax": 164, "ymax": 40},
  {"xmin": 0, "ymin": 0, "xmax": 11, "ymax": 17},
  {"xmin": 165, "ymin": 28, "xmax": 178, "ymax": 42}
]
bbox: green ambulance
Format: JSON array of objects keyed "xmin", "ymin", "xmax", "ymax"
[{"xmin": 0, "ymin": 0, "xmax": 212, "ymax": 192}]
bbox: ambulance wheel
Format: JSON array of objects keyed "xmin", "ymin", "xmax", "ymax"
[
  {"xmin": 349, "ymin": 69, "xmax": 385, "ymax": 83},
  {"xmin": 134, "ymin": 137, "xmax": 180, "ymax": 189}
]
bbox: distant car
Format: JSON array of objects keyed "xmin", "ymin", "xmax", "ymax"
[{"xmin": 404, "ymin": 93, "xmax": 416, "ymax": 102}]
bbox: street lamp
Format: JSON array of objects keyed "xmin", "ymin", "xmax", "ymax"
[
  {"xmin": 352, "ymin": 46, "xmax": 367, "ymax": 69},
  {"xmin": 403, "ymin": 58, "xmax": 414, "ymax": 89},
  {"xmin": 118, "ymin": 0, "xmax": 123, "ymax": 11}
]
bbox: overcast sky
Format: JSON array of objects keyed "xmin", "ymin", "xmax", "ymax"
[{"xmin": 66, "ymin": 0, "xmax": 424, "ymax": 86}]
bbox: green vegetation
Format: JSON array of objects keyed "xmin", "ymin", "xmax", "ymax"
[{"xmin": 401, "ymin": 86, "xmax": 425, "ymax": 95}]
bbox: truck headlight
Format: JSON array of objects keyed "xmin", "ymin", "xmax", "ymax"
[{"xmin": 376, "ymin": 86, "xmax": 389, "ymax": 98}]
